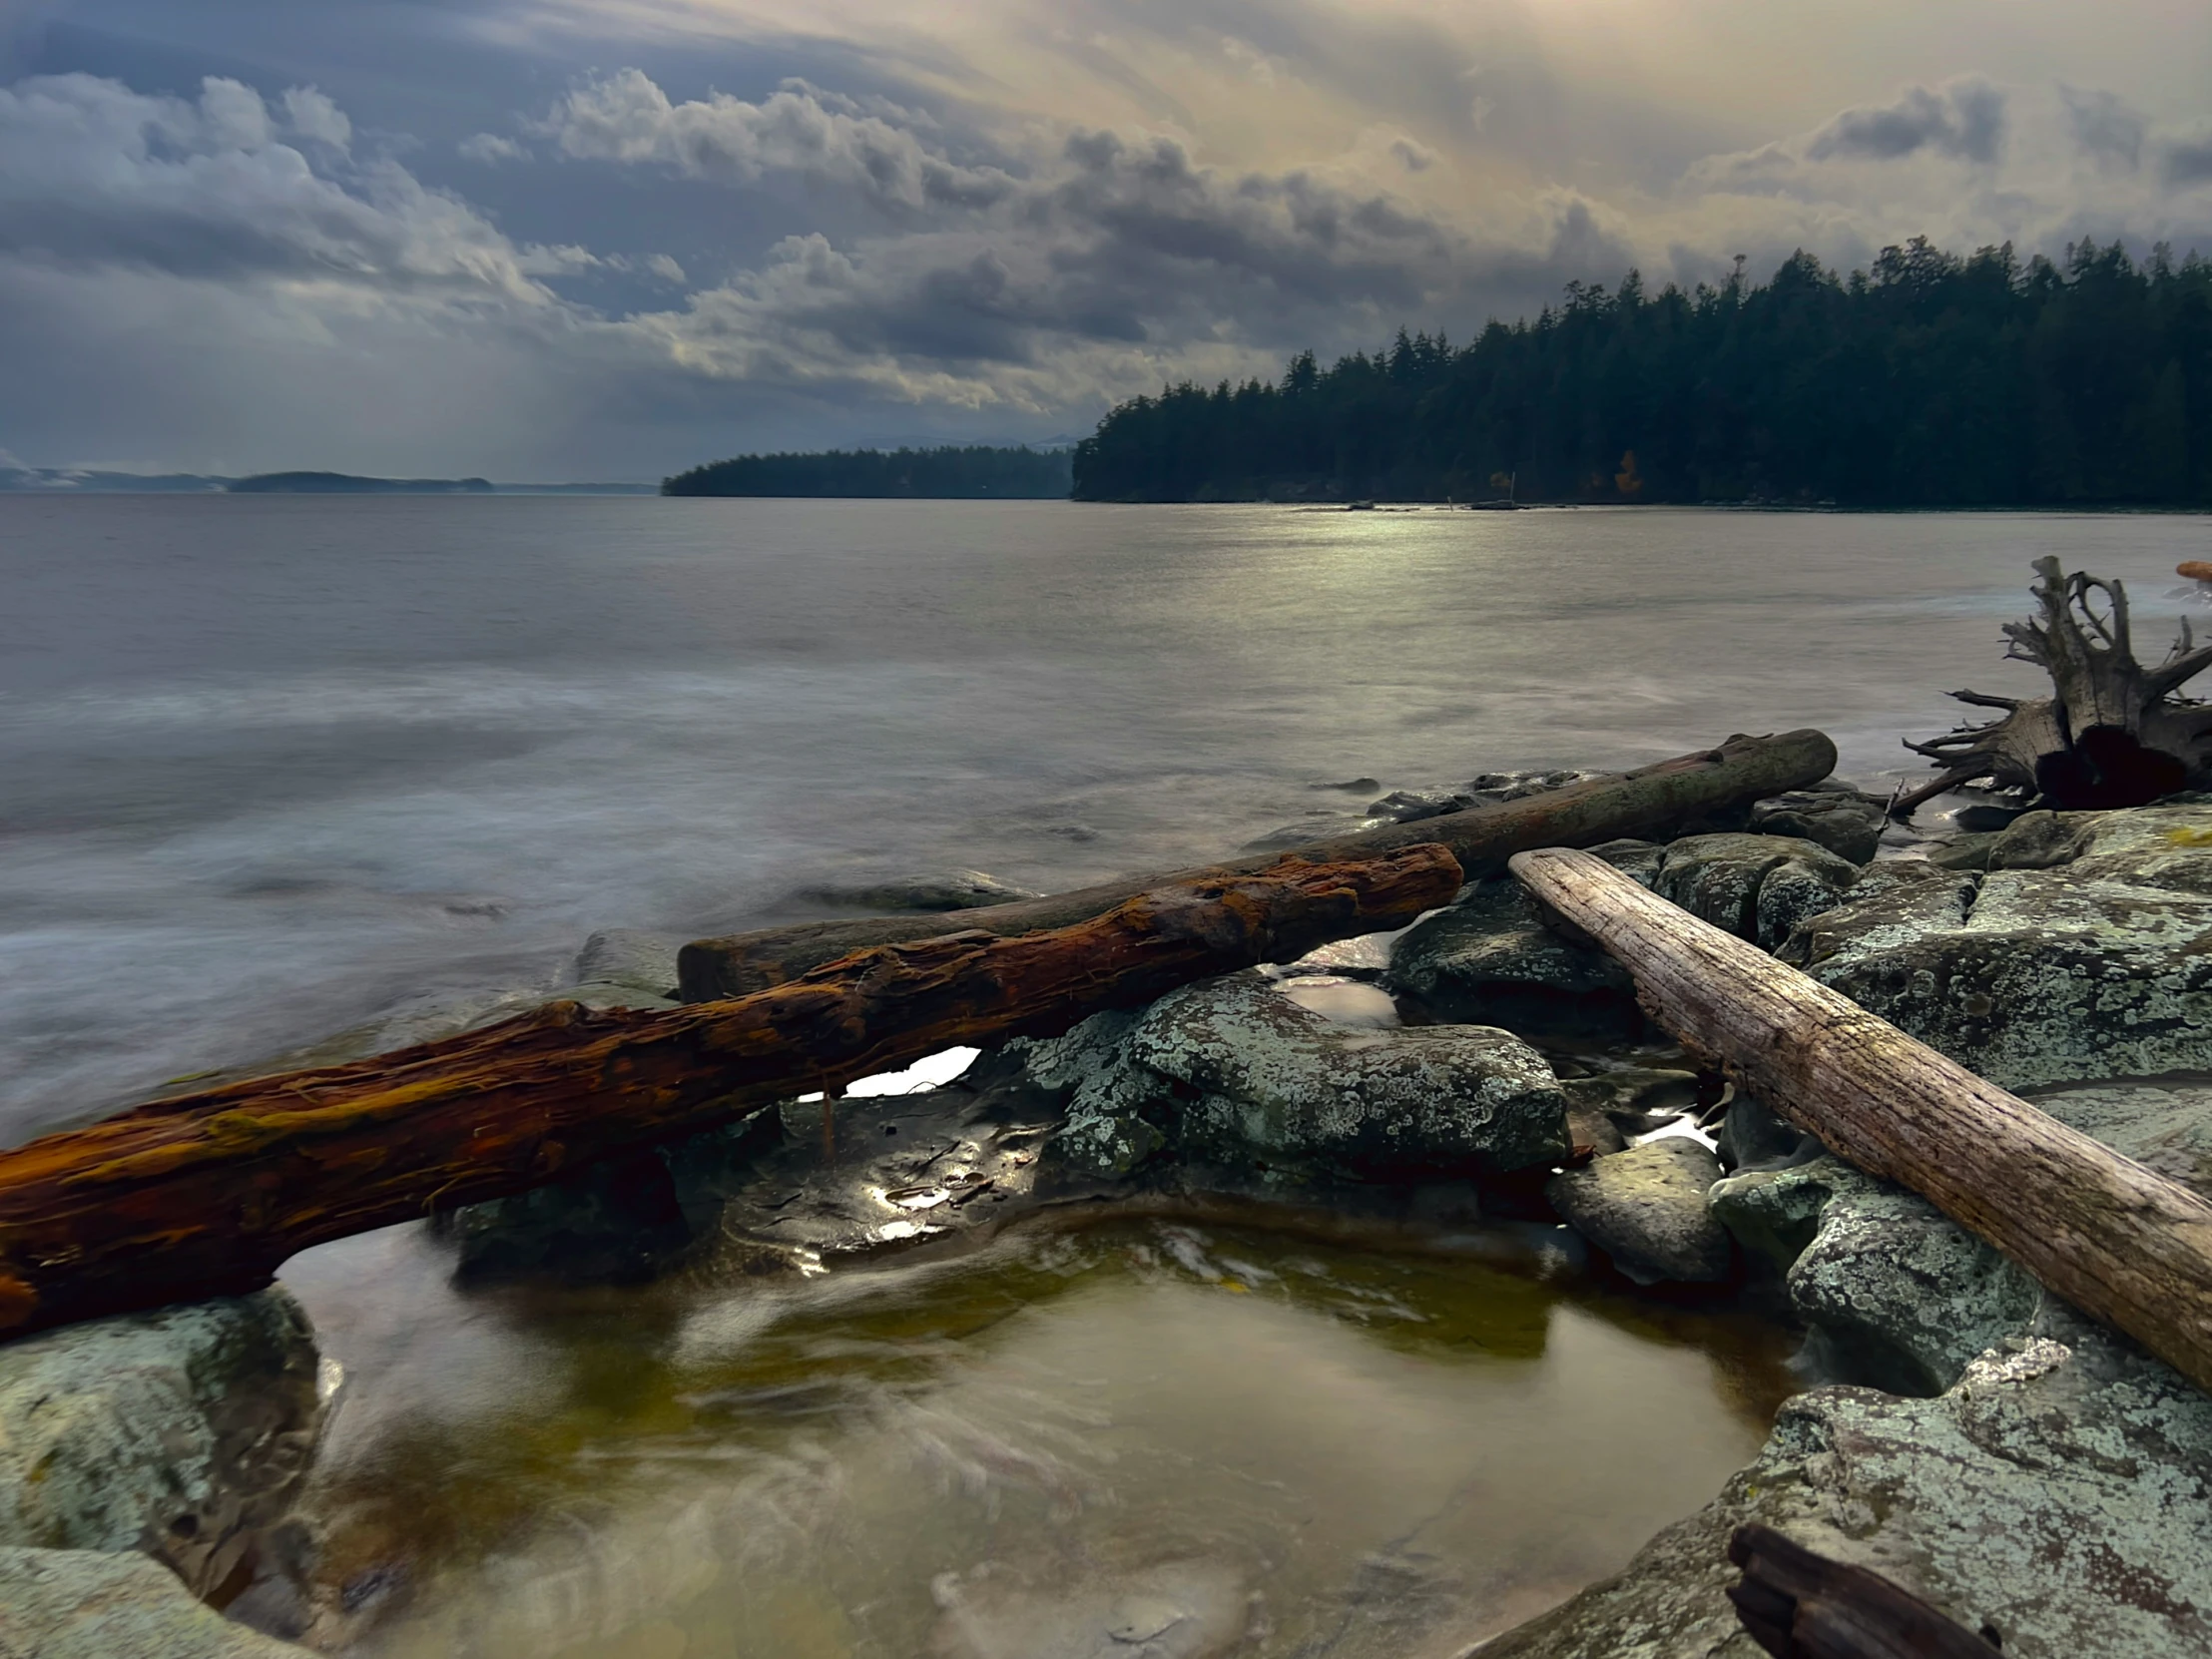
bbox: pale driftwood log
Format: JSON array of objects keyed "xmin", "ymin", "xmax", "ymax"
[
  {"xmin": 0, "ymin": 846, "xmax": 1461, "ymax": 1342},
  {"xmin": 681, "ymin": 728, "xmax": 1839, "ymax": 1000},
  {"xmin": 1509, "ymin": 846, "xmax": 2212, "ymax": 1397},
  {"xmin": 1896, "ymin": 556, "xmax": 2212, "ymax": 815}
]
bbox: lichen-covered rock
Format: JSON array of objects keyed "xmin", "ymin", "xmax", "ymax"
[
  {"xmin": 1476, "ymin": 1319, "xmax": 2212, "ymax": 1659},
  {"xmin": 1746, "ymin": 788, "xmax": 1887, "ymax": 864},
  {"xmin": 1545, "ymin": 1139, "xmax": 1733, "ymax": 1285},
  {"xmin": 1789, "ymin": 804, "xmax": 2212, "ymax": 1087},
  {"xmin": 0, "ymin": 1546, "xmax": 317, "ymax": 1658},
  {"xmin": 1124, "ymin": 973, "xmax": 1568, "ymax": 1181},
  {"xmin": 1711, "ymin": 1157, "xmax": 2035, "ymax": 1394},
  {"xmin": 1713, "ymin": 1074, "xmax": 2212, "ymax": 1404},
  {"xmin": 1385, "ymin": 838, "xmax": 1661, "ymax": 1032},
  {"xmin": 0, "ymin": 1290, "xmax": 324, "ymax": 1600},
  {"xmin": 1653, "ymin": 833, "xmax": 1861, "ymax": 950}
]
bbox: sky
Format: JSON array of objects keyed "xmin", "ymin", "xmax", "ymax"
[{"xmin": 2, "ymin": 0, "xmax": 2209, "ymax": 480}]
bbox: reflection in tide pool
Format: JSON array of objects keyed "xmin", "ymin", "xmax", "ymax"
[{"xmin": 289, "ymin": 1219, "xmax": 1795, "ymax": 1658}]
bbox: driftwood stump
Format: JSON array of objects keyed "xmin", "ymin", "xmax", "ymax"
[{"xmin": 1897, "ymin": 556, "xmax": 2212, "ymax": 814}]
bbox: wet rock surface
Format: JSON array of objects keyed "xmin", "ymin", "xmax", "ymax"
[
  {"xmin": 0, "ymin": 1289, "xmax": 325, "ymax": 1601},
  {"xmin": 0, "ymin": 1546, "xmax": 317, "ymax": 1658},
  {"xmin": 1745, "ymin": 787, "xmax": 1887, "ymax": 864},
  {"xmin": 1653, "ymin": 831, "xmax": 1860, "ymax": 950},
  {"xmin": 1478, "ymin": 1315, "xmax": 2212, "ymax": 1659},
  {"xmin": 795, "ymin": 868, "xmax": 1044, "ymax": 911},
  {"xmin": 1385, "ymin": 839, "xmax": 1661, "ymax": 1033},
  {"xmin": 1789, "ymin": 804, "xmax": 2212, "ymax": 1086},
  {"xmin": 1545, "ymin": 1138, "xmax": 1733, "ymax": 1286}
]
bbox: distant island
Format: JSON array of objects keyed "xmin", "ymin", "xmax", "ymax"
[
  {"xmin": 662, "ymin": 445, "xmax": 1072, "ymax": 498},
  {"xmin": 228, "ymin": 472, "xmax": 493, "ymax": 495},
  {"xmin": 1072, "ymin": 237, "xmax": 2212, "ymax": 508}
]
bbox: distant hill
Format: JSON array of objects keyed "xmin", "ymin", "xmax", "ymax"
[
  {"xmin": 662, "ymin": 445, "xmax": 1072, "ymax": 498},
  {"xmin": 228, "ymin": 472, "xmax": 493, "ymax": 494},
  {"xmin": 0, "ymin": 469, "xmax": 231, "ymax": 492}
]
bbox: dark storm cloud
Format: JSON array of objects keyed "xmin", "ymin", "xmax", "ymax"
[
  {"xmin": 2060, "ymin": 85, "xmax": 2145, "ymax": 169},
  {"xmin": 2167, "ymin": 135, "xmax": 2212, "ymax": 188},
  {"xmin": 1807, "ymin": 78, "xmax": 2006, "ymax": 165}
]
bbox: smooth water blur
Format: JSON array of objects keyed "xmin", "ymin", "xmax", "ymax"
[
  {"xmin": 5, "ymin": 494, "xmax": 2211, "ymax": 1137},
  {"xmin": 285, "ymin": 1218, "xmax": 1796, "ymax": 1658}
]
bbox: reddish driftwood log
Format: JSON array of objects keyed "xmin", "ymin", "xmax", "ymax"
[
  {"xmin": 0, "ymin": 846, "xmax": 1461, "ymax": 1340},
  {"xmin": 1510, "ymin": 846, "xmax": 2212, "ymax": 1397},
  {"xmin": 681, "ymin": 728, "xmax": 1839, "ymax": 999},
  {"xmin": 1728, "ymin": 1525, "xmax": 2002, "ymax": 1658},
  {"xmin": 1896, "ymin": 556, "xmax": 2212, "ymax": 815}
]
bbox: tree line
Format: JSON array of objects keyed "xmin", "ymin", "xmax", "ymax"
[
  {"xmin": 663, "ymin": 445, "xmax": 1072, "ymax": 498},
  {"xmin": 1070, "ymin": 239, "xmax": 2212, "ymax": 507}
]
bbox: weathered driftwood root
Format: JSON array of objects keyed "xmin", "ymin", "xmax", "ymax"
[
  {"xmin": 1727, "ymin": 1524, "xmax": 2001, "ymax": 1658},
  {"xmin": 1510, "ymin": 846, "xmax": 2212, "ymax": 1398},
  {"xmin": 1897, "ymin": 556, "xmax": 2212, "ymax": 815},
  {"xmin": 681, "ymin": 728, "xmax": 1839, "ymax": 1000},
  {"xmin": 0, "ymin": 846, "xmax": 1462, "ymax": 1341}
]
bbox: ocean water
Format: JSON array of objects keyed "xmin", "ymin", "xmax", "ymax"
[
  {"xmin": 11, "ymin": 496, "xmax": 2212, "ymax": 1655},
  {"xmin": 5, "ymin": 495, "xmax": 2209, "ymax": 1137}
]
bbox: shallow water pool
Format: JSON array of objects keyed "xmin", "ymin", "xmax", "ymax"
[{"xmin": 286, "ymin": 1216, "xmax": 1796, "ymax": 1658}]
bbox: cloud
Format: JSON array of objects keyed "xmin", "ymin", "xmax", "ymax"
[
  {"xmin": 2060, "ymin": 84, "xmax": 2143, "ymax": 169},
  {"xmin": 1806, "ymin": 77, "xmax": 2006, "ymax": 165},
  {"xmin": 0, "ymin": 74, "xmax": 569, "ymax": 300},
  {"xmin": 538, "ymin": 69, "xmax": 1017, "ymax": 212},
  {"xmin": 2167, "ymin": 134, "xmax": 2212, "ymax": 188},
  {"xmin": 458, "ymin": 131, "xmax": 528, "ymax": 164}
]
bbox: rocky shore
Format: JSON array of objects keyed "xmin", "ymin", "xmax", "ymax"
[{"xmin": 8, "ymin": 766, "xmax": 2212, "ymax": 1655}]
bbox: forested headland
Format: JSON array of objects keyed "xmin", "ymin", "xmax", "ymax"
[
  {"xmin": 663, "ymin": 445, "xmax": 1072, "ymax": 498},
  {"xmin": 1071, "ymin": 240, "xmax": 2212, "ymax": 507}
]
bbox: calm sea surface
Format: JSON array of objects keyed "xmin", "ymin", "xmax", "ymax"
[{"xmin": 5, "ymin": 497, "xmax": 2211, "ymax": 1656}]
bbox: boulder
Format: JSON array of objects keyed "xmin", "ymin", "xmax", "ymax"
[
  {"xmin": 796, "ymin": 869, "xmax": 1043, "ymax": 911},
  {"xmin": 1786, "ymin": 804, "xmax": 2212, "ymax": 1087},
  {"xmin": 1475, "ymin": 1316, "xmax": 2212, "ymax": 1659},
  {"xmin": 1123, "ymin": 973, "xmax": 1569, "ymax": 1183},
  {"xmin": 1652, "ymin": 832, "xmax": 1861, "ymax": 951},
  {"xmin": 446, "ymin": 1108, "xmax": 785, "ymax": 1284},
  {"xmin": 0, "ymin": 1289, "xmax": 324, "ymax": 1601},
  {"xmin": 1545, "ymin": 1138, "xmax": 1733, "ymax": 1285},
  {"xmin": 0, "ymin": 1546, "xmax": 317, "ymax": 1658},
  {"xmin": 569, "ymin": 928, "xmax": 683, "ymax": 1000},
  {"xmin": 1746, "ymin": 788, "xmax": 1887, "ymax": 864},
  {"xmin": 1711, "ymin": 1157, "xmax": 2035, "ymax": 1395},
  {"xmin": 1385, "ymin": 838, "xmax": 1662, "ymax": 1033}
]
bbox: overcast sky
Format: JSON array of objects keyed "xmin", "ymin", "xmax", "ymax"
[{"xmin": 2, "ymin": 0, "xmax": 2208, "ymax": 479}]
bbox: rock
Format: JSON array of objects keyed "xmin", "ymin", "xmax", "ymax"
[
  {"xmin": 0, "ymin": 1546, "xmax": 317, "ymax": 1658},
  {"xmin": 1475, "ymin": 1318, "xmax": 2212, "ymax": 1659},
  {"xmin": 929, "ymin": 1558, "xmax": 1249, "ymax": 1659},
  {"xmin": 1747, "ymin": 789, "xmax": 1887, "ymax": 864},
  {"xmin": 1385, "ymin": 838, "xmax": 1663, "ymax": 1034},
  {"xmin": 0, "ymin": 1289, "xmax": 324, "ymax": 1601},
  {"xmin": 1124, "ymin": 972, "xmax": 1569, "ymax": 1183},
  {"xmin": 1545, "ymin": 1139, "xmax": 1733, "ymax": 1285},
  {"xmin": 1787, "ymin": 804, "xmax": 2212, "ymax": 1087},
  {"xmin": 1240, "ymin": 815, "xmax": 1381, "ymax": 851},
  {"xmin": 1653, "ymin": 832, "xmax": 1861, "ymax": 950},
  {"xmin": 1714, "ymin": 1075, "xmax": 2212, "ymax": 1396},
  {"xmin": 1711, "ymin": 1157, "xmax": 2035, "ymax": 1395},
  {"xmin": 796, "ymin": 869, "xmax": 1043, "ymax": 911},
  {"xmin": 447, "ymin": 1109, "xmax": 785, "ymax": 1284},
  {"xmin": 1364, "ymin": 789, "xmax": 1473, "ymax": 823},
  {"xmin": 1926, "ymin": 830, "xmax": 1999, "ymax": 869},
  {"xmin": 1711, "ymin": 1092, "xmax": 1817, "ymax": 1173},
  {"xmin": 569, "ymin": 928, "xmax": 683, "ymax": 999}
]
